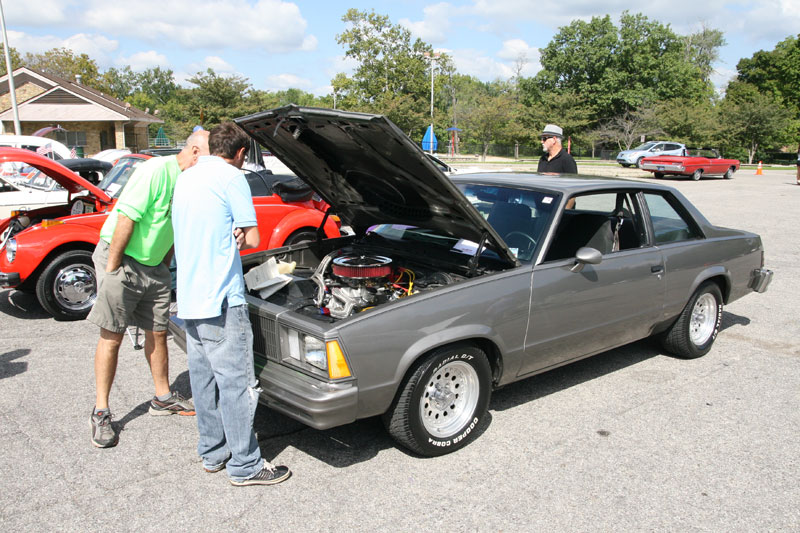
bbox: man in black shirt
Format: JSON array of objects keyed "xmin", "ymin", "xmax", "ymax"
[{"xmin": 537, "ymin": 124, "xmax": 577, "ymax": 174}]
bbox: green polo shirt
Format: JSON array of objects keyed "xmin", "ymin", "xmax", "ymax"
[{"xmin": 99, "ymin": 155, "xmax": 181, "ymax": 266}]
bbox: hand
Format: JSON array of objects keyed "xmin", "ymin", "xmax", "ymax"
[{"xmin": 233, "ymin": 227, "xmax": 244, "ymax": 249}]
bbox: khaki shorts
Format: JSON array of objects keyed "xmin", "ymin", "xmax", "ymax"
[{"xmin": 87, "ymin": 239, "xmax": 171, "ymax": 333}]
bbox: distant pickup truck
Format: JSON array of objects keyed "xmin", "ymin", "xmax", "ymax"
[{"xmin": 640, "ymin": 148, "xmax": 740, "ymax": 181}]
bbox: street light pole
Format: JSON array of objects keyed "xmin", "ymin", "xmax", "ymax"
[
  {"xmin": 0, "ymin": 0, "xmax": 21, "ymax": 135},
  {"xmin": 423, "ymin": 51, "xmax": 440, "ymax": 155}
]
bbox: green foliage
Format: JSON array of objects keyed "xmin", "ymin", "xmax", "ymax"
[
  {"xmin": 736, "ymin": 34, "xmax": 800, "ymax": 116},
  {"xmin": 0, "ymin": 44, "xmax": 22, "ymax": 76},
  {"xmin": 534, "ymin": 12, "xmax": 711, "ymax": 124},
  {"xmin": 721, "ymin": 81, "xmax": 792, "ymax": 163},
  {"xmin": 23, "ymin": 48, "xmax": 102, "ymax": 88}
]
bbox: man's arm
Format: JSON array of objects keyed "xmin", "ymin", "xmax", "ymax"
[
  {"xmin": 106, "ymin": 214, "xmax": 135, "ymax": 271},
  {"xmin": 237, "ymin": 225, "xmax": 260, "ymax": 250}
]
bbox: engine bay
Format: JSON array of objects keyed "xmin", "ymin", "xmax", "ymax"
[{"xmin": 245, "ymin": 243, "xmax": 470, "ymax": 322}]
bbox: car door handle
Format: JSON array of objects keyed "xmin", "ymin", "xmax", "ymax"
[{"xmin": 651, "ymin": 265, "xmax": 664, "ymax": 273}]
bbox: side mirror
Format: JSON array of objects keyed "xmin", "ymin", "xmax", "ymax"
[{"xmin": 570, "ymin": 247, "xmax": 602, "ymax": 273}]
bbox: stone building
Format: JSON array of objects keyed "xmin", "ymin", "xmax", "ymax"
[{"xmin": 0, "ymin": 67, "xmax": 162, "ymax": 155}]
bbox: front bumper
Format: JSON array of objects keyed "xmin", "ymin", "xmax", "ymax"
[
  {"xmin": 256, "ymin": 361, "xmax": 359, "ymax": 430},
  {"xmin": 750, "ymin": 268, "xmax": 773, "ymax": 293},
  {"xmin": 168, "ymin": 314, "xmax": 359, "ymax": 431},
  {"xmin": 0, "ymin": 269, "xmax": 21, "ymax": 287}
]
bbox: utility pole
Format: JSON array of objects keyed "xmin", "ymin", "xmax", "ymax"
[
  {"xmin": 423, "ymin": 51, "xmax": 440, "ymax": 155},
  {"xmin": 0, "ymin": 0, "xmax": 21, "ymax": 135}
]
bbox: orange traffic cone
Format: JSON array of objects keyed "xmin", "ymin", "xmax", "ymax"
[{"xmin": 756, "ymin": 161, "xmax": 763, "ymax": 175}]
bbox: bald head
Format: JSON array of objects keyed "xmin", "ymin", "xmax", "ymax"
[{"xmin": 176, "ymin": 129, "xmax": 210, "ymax": 171}]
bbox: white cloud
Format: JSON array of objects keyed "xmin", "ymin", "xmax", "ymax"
[
  {"xmin": 6, "ymin": 31, "xmax": 118, "ymax": 67},
  {"xmin": 451, "ymin": 49, "xmax": 514, "ymax": 80},
  {"xmin": 497, "ymin": 39, "xmax": 540, "ymax": 75},
  {"xmin": 186, "ymin": 56, "xmax": 237, "ymax": 75},
  {"xmin": 83, "ymin": 0, "xmax": 317, "ymax": 53},
  {"xmin": 399, "ymin": 3, "xmax": 454, "ymax": 44},
  {"xmin": 117, "ymin": 51, "xmax": 170, "ymax": 72},
  {"xmin": 265, "ymin": 73, "xmax": 312, "ymax": 91},
  {"xmin": 325, "ymin": 55, "xmax": 359, "ymax": 79},
  {"xmin": 3, "ymin": 0, "xmax": 70, "ymax": 25}
]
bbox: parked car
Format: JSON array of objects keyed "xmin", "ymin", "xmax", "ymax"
[
  {"xmin": 169, "ymin": 106, "xmax": 772, "ymax": 457},
  {"xmin": 0, "ymin": 148, "xmax": 341, "ymax": 320},
  {"xmin": 640, "ymin": 148, "xmax": 740, "ymax": 181},
  {"xmin": 616, "ymin": 141, "xmax": 686, "ymax": 168}
]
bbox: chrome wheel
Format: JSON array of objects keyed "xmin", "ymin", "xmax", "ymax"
[
  {"xmin": 53, "ymin": 263, "xmax": 97, "ymax": 311},
  {"xmin": 419, "ymin": 361, "xmax": 480, "ymax": 438},
  {"xmin": 690, "ymin": 293, "xmax": 717, "ymax": 346}
]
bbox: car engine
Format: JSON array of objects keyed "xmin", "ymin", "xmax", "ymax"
[{"xmin": 251, "ymin": 248, "xmax": 464, "ymax": 321}]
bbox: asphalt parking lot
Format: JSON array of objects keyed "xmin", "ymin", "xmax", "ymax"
[{"xmin": 1, "ymin": 166, "xmax": 798, "ymax": 531}]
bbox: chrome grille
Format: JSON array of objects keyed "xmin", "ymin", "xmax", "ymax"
[{"xmin": 250, "ymin": 311, "xmax": 280, "ymax": 361}]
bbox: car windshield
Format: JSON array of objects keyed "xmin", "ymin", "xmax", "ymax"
[
  {"xmin": 456, "ymin": 183, "xmax": 557, "ymax": 261},
  {"xmin": 633, "ymin": 142, "xmax": 657, "ymax": 151},
  {"xmin": 22, "ymin": 169, "xmax": 63, "ymax": 191},
  {"xmin": 98, "ymin": 157, "xmax": 146, "ymax": 198}
]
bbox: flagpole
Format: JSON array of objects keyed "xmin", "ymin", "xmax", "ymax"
[{"xmin": 0, "ymin": 0, "xmax": 21, "ymax": 135}]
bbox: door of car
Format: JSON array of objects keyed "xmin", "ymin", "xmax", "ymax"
[{"xmin": 519, "ymin": 191, "xmax": 665, "ymax": 376}]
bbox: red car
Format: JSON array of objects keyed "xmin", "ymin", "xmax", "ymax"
[
  {"xmin": 0, "ymin": 148, "xmax": 340, "ymax": 320},
  {"xmin": 640, "ymin": 148, "xmax": 740, "ymax": 181}
]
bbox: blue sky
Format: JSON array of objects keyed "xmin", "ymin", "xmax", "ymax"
[{"xmin": 4, "ymin": 0, "xmax": 799, "ymax": 96}]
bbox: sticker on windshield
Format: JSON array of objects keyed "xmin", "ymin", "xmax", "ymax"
[
  {"xmin": 106, "ymin": 183, "xmax": 121, "ymax": 196},
  {"xmin": 542, "ymin": 196, "xmax": 553, "ymax": 204}
]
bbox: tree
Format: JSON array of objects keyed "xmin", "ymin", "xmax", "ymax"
[
  {"xmin": 598, "ymin": 106, "xmax": 663, "ymax": 151},
  {"xmin": 682, "ymin": 25, "xmax": 727, "ymax": 83},
  {"xmin": 653, "ymin": 97, "xmax": 720, "ymax": 148},
  {"xmin": 533, "ymin": 12, "xmax": 714, "ymax": 124},
  {"xmin": 736, "ymin": 34, "xmax": 800, "ymax": 116},
  {"xmin": 461, "ymin": 92, "xmax": 515, "ymax": 161},
  {"xmin": 23, "ymin": 47, "xmax": 102, "ymax": 88},
  {"xmin": 721, "ymin": 81, "xmax": 792, "ymax": 163},
  {"xmin": 0, "ymin": 44, "xmax": 22, "ymax": 76},
  {"xmin": 335, "ymin": 9, "xmax": 432, "ymax": 105}
]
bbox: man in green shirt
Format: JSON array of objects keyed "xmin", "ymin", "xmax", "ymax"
[{"xmin": 88, "ymin": 130, "xmax": 209, "ymax": 448}]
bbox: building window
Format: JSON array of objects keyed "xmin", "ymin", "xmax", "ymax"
[{"xmin": 54, "ymin": 131, "xmax": 87, "ymax": 147}]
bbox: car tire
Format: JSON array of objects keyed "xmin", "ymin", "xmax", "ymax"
[
  {"xmin": 383, "ymin": 343, "xmax": 492, "ymax": 456},
  {"xmin": 723, "ymin": 168, "xmax": 735, "ymax": 179},
  {"xmin": 620, "ymin": 163, "xmax": 630, "ymax": 168},
  {"xmin": 283, "ymin": 228, "xmax": 317, "ymax": 246},
  {"xmin": 35, "ymin": 250, "xmax": 97, "ymax": 321},
  {"xmin": 654, "ymin": 172, "xmax": 665, "ymax": 179},
  {"xmin": 635, "ymin": 157, "xmax": 644, "ymax": 169},
  {"xmin": 661, "ymin": 282, "xmax": 723, "ymax": 359},
  {"xmin": 691, "ymin": 169, "xmax": 703, "ymax": 181}
]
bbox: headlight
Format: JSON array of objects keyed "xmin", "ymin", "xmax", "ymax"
[
  {"xmin": 279, "ymin": 328, "xmax": 351, "ymax": 379},
  {"xmin": 5, "ymin": 238, "xmax": 16, "ymax": 263}
]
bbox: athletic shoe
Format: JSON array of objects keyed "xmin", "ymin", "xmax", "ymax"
[
  {"xmin": 230, "ymin": 461, "xmax": 291, "ymax": 486},
  {"xmin": 148, "ymin": 391, "xmax": 196, "ymax": 416},
  {"xmin": 90, "ymin": 410, "xmax": 118, "ymax": 448},
  {"xmin": 204, "ymin": 456, "xmax": 230, "ymax": 473}
]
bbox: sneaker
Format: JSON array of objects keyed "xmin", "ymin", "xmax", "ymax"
[
  {"xmin": 204, "ymin": 456, "xmax": 230, "ymax": 473},
  {"xmin": 230, "ymin": 461, "xmax": 291, "ymax": 486},
  {"xmin": 149, "ymin": 391, "xmax": 196, "ymax": 416},
  {"xmin": 90, "ymin": 410, "xmax": 118, "ymax": 448}
]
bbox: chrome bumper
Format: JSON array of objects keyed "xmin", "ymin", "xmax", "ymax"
[
  {"xmin": 641, "ymin": 162, "xmax": 684, "ymax": 172},
  {"xmin": 750, "ymin": 268, "xmax": 773, "ymax": 293}
]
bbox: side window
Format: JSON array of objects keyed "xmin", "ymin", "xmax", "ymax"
[
  {"xmin": 644, "ymin": 193, "xmax": 701, "ymax": 244},
  {"xmin": 244, "ymin": 171, "xmax": 269, "ymax": 197},
  {"xmin": 544, "ymin": 192, "xmax": 643, "ymax": 261}
]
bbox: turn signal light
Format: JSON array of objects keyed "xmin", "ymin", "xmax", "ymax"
[
  {"xmin": 40, "ymin": 220, "xmax": 64, "ymax": 228},
  {"xmin": 326, "ymin": 340, "xmax": 351, "ymax": 379}
]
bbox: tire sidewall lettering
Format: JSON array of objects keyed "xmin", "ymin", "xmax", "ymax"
[{"xmin": 426, "ymin": 416, "xmax": 480, "ymax": 448}]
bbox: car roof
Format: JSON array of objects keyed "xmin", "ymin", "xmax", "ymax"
[{"xmin": 449, "ymin": 172, "xmax": 676, "ymax": 194}]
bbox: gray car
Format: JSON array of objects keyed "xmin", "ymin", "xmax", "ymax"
[{"xmin": 170, "ymin": 106, "xmax": 772, "ymax": 457}]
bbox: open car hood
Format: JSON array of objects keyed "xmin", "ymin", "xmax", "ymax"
[
  {"xmin": 235, "ymin": 106, "xmax": 518, "ymax": 266},
  {"xmin": 0, "ymin": 147, "xmax": 112, "ymax": 203}
]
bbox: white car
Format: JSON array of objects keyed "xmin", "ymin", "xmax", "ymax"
[
  {"xmin": 0, "ymin": 158, "xmax": 111, "ymax": 218},
  {"xmin": 616, "ymin": 141, "xmax": 686, "ymax": 168}
]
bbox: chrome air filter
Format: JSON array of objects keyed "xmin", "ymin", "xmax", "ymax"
[{"xmin": 332, "ymin": 255, "xmax": 392, "ymax": 280}]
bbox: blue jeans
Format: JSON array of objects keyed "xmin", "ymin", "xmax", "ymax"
[{"xmin": 184, "ymin": 304, "xmax": 263, "ymax": 480}]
